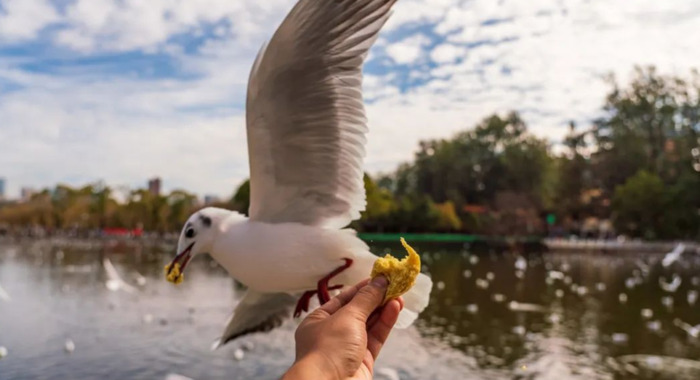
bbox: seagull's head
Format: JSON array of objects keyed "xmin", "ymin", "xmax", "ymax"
[{"xmin": 165, "ymin": 207, "xmax": 232, "ymax": 284}]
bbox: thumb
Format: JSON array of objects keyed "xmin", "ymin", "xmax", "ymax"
[{"xmin": 344, "ymin": 276, "xmax": 388, "ymax": 320}]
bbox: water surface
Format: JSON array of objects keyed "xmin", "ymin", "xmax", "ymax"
[{"xmin": 0, "ymin": 239, "xmax": 699, "ymax": 379}]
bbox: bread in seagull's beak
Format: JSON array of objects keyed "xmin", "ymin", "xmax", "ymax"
[{"xmin": 165, "ymin": 242, "xmax": 195, "ymax": 284}]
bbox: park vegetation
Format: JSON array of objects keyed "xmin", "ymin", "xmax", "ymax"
[{"xmin": 1, "ymin": 67, "xmax": 699, "ymax": 240}]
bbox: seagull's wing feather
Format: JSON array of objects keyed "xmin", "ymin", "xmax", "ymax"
[
  {"xmin": 212, "ymin": 291, "xmax": 297, "ymax": 348},
  {"xmin": 246, "ymin": 0, "xmax": 396, "ymax": 228}
]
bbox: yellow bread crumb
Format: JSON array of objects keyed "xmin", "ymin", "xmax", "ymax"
[
  {"xmin": 370, "ymin": 237, "xmax": 421, "ymax": 303},
  {"xmin": 164, "ymin": 262, "xmax": 184, "ymax": 284}
]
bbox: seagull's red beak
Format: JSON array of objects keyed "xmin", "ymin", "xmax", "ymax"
[{"xmin": 167, "ymin": 242, "xmax": 195, "ymax": 275}]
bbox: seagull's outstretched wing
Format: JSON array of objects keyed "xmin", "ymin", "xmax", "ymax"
[
  {"xmin": 212, "ymin": 291, "xmax": 297, "ymax": 349},
  {"xmin": 246, "ymin": 0, "xmax": 397, "ymax": 229}
]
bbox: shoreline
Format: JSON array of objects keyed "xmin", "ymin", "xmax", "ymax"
[
  {"xmin": 1, "ymin": 234, "xmax": 697, "ymax": 255},
  {"xmin": 544, "ymin": 238, "xmax": 700, "ymax": 255}
]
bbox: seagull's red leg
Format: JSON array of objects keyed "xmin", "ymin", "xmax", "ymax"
[
  {"xmin": 323, "ymin": 284, "xmax": 343, "ymax": 300},
  {"xmin": 317, "ymin": 258, "xmax": 353, "ymax": 305},
  {"xmin": 294, "ymin": 290, "xmax": 316, "ymax": 318},
  {"xmin": 293, "ymin": 285, "xmax": 344, "ymax": 317}
]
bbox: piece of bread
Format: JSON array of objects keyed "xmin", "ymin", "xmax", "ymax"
[
  {"xmin": 165, "ymin": 263, "xmax": 184, "ymax": 284},
  {"xmin": 370, "ymin": 238, "xmax": 421, "ymax": 303}
]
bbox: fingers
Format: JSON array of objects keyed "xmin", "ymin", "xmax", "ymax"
[
  {"xmin": 317, "ymin": 278, "xmax": 370, "ymax": 315},
  {"xmin": 367, "ymin": 296, "xmax": 403, "ymax": 328},
  {"xmin": 344, "ymin": 276, "xmax": 388, "ymax": 321},
  {"xmin": 366, "ymin": 299, "xmax": 401, "ymax": 359},
  {"xmin": 396, "ymin": 296, "xmax": 405, "ymax": 310}
]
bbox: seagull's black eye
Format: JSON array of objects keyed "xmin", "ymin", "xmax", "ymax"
[{"xmin": 185, "ymin": 228, "xmax": 195, "ymax": 239}]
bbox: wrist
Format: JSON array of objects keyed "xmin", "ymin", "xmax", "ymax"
[{"xmin": 282, "ymin": 352, "xmax": 341, "ymax": 380}]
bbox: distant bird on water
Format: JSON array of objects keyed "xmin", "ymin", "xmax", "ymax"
[
  {"xmin": 662, "ymin": 243, "xmax": 685, "ymax": 267},
  {"xmin": 165, "ymin": 0, "xmax": 432, "ymax": 348}
]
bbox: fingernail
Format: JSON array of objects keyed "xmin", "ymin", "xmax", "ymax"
[{"xmin": 371, "ymin": 276, "xmax": 388, "ymax": 288}]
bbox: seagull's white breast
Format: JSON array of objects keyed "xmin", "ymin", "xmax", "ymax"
[{"xmin": 211, "ymin": 220, "xmax": 371, "ymax": 293}]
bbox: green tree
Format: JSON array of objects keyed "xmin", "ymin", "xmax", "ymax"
[
  {"xmin": 592, "ymin": 66, "xmax": 700, "ymax": 238},
  {"xmin": 554, "ymin": 122, "xmax": 593, "ymax": 220},
  {"xmin": 612, "ymin": 170, "xmax": 665, "ymax": 239},
  {"xmin": 390, "ymin": 194, "xmax": 441, "ymax": 233},
  {"xmin": 356, "ymin": 174, "xmax": 396, "ymax": 232},
  {"xmin": 434, "ymin": 201, "xmax": 462, "ymax": 232},
  {"xmin": 168, "ymin": 190, "xmax": 198, "ymax": 230},
  {"xmin": 661, "ymin": 172, "xmax": 700, "ymax": 239},
  {"xmin": 593, "ymin": 66, "xmax": 700, "ymax": 191},
  {"xmin": 229, "ymin": 179, "xmax": 251, "ymax": 216},
  {"xmin": 390, "ymin": 112, "xmax": 553, "ymax": 234}
]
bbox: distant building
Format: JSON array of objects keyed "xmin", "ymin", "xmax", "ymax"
[
  {"xmin": 204, "ymin": 194, "xmax": 221, "ymax": 205},
  {"xmin": 21, "ymin": 187, "xmax": 36, "ymax": 202},
  {"xmin": 0, "ymin": 178, "xmax": 5, "ymax": 200},
  {"xmin": 148, "ymin": 177, "xmax": 161, "ymax": 196}
]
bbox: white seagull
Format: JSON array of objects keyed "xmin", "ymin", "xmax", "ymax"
[
  {"xmin": 166, "ymin": 0, "xmax": 432, "ymax": 348},
  {"xmin": 662, "ymin": 243, "xmax": 685, "ymax": 267}
]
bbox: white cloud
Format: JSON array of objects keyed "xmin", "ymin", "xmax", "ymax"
[
  {"xmin": 392, "ymin": 0, "xmax": 700, "ymax": 148},
  {"xmin": 384, "ymin": 0, "xmax": 456, "ymax": 31},
  {"xmin": 430, "ymin": 44, "xmax": 466, "ymax": 64},
  {"xmin": 385, "ymin": 34, "xmax": 431, "ymax": 64},
  {"xmin": 0, "ymin": 0, "xmax": 58, "ymax": 41},
  {"xmin": 1, "ymin": 0, "xmax": 700, "ymax": 199},
  {"xmin": 0, "ymin": 73, "xmax": 250, "ymax": 198},
  {"xmin": 53, "ymin": 0, "xmax": 294, "ymax": 53}
]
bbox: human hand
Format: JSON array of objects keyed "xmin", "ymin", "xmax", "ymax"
[{"xmin": 282, "ymin": 277, "xmax": 404, "ymax": 380}]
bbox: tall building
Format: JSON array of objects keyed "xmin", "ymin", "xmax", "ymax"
[
  {"xmin": 148, "ymin": 177, "xmax": 161, "ymax": 196},
  {"xmin": 0, "ymin": 178, "xmax": 5, "ymax": 200}
]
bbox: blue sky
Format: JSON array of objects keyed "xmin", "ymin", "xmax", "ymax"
[{"xmin": 1, "ymin": 0, "xmax": 699, "ymax": 199}]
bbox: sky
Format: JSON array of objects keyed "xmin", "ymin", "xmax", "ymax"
[{"xmin": 1, "ymin": 0, "xmax": 699, "ymax": 199}]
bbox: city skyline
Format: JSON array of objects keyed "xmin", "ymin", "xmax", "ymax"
[
  {"xmin": 0, "ymin": 176, "xmax": 223, "ymax": 203},
  {"xmin": 1, "ymin": 0, "xmax": 699, "ymax": 198}
]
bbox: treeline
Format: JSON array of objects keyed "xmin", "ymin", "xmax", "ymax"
[
  {"xmin": 1, "ymin": 66, "xmax": 698, "ymax": 239},
  {"xmin": 0, "ymin": 185, "xmax": 199, "ymax": 234},
  {"xmin": 353, "ymin": 66, "xmax": 699, "ymax": 239}
]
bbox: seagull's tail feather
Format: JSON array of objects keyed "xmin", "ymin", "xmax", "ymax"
[
  {"xmin": 395, "ymin": 272, "xmax": 432, "ymax": 328},
  {"xmin": 335, "ymin": 232, "xmax": 432, "ymax": 328}
]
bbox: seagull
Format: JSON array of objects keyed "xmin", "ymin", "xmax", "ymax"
[
  {"xmin": 673, "ymin": 318, "xmax": 700, "ymax": 338},
  {"xmin": 658, "ymin": 274, "xmax": 682, "ymax": 293},
  {"xmin": 165, "ymin": 0, "xmax": 432, "ymax": 348},
  {"xmin": 103, "ymin": 257, "xmax": 138, "ymax": 294},
  {"xmin": 0, "ymin": 281, "xmax": 10, "ymax": 302},
  {"xmin": 662, "ymin": 243, "xmax": 685, "ymax": 267},
  {"xmin": 507, "ymin": 301, "xmax": 547, "ymax": 313}
]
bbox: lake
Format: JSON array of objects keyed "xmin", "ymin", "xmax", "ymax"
[{"xmin": 0, "ymin": 239, "xmax": 699, "ymax": 379}]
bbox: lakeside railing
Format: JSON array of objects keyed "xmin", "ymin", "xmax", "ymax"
[{"xmin": 544, "ymin": 238, "xmax": 700, "ymax": 254}]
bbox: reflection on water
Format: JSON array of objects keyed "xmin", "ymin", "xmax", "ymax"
[{"xmin": 0, "ymin": 239, "xmax": 699, "ymax": 379}]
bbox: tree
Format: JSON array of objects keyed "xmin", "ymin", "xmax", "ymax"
[
  {"xmin": 356, "ymin": 174, "xmax": 396, "ymax": 232},
  {"xmin": 612, "ymin": 170, "xmax": 665, "ymax": 239},
  {"xmin": 592, "ymin": 66, "xmax": 700, "ymax": 239},
  {"xmin": 593, "ymin": 66, "xmax": 700, "ymax": 192},
  {"xmin": 168, "ymin": 190, "xmax": 198, "ymax": 231},
  {"xmin": 434, "ymin": 201, "xmax": 462, "ymax": 232},
  {"xmin": 554, "ymin": 122, "xmax": 592, "ymax": 220},
  {"xmin": 229, "ymin": 180, "xmax": 251, "ymax": 216},
  {"xmin": 660, "ymin": 171, "xmax": 700, "ymax": 239},
  {"xmin": 389, "ymin": 112, "xmax": 553, "ymax": 234}
]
